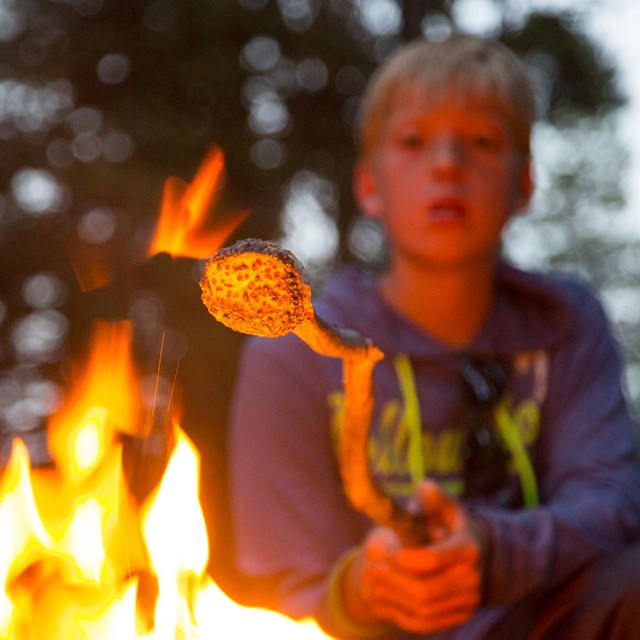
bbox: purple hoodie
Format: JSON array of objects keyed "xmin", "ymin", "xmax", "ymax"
[{"xmin": 228, "ymin": 261, "xmax": 640, "ymax": 639}]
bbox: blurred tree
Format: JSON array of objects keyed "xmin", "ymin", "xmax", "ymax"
[{"xmin": 504, "ymin": 113, "xmax": 640, "ymax": 419}]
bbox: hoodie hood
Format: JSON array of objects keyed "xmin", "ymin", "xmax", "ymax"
[{"xmin": 314, "ymin": 261, "xmax": 578, "ymax": 360}]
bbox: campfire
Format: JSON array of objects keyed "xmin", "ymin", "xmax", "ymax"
[
  {"xmin": 0, "ymin": 321, "xmax": 331, "ymax": 638},
  {"xmin": 0, "ymin": 149, "xmax": 333, "ymax": 638}
]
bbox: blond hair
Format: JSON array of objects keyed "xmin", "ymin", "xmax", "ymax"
[{"xmin": 357, "ymin": 34, "xmax": 535, "ymax": 158}]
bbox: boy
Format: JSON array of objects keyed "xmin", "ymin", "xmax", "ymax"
[{"xmin": 227, "ymin": 34, "xmax": 640, "ymax": 638}]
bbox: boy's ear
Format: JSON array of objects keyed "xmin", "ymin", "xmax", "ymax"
[
  {"xmin": 514, "ymin": 159, "xmax": 534, "ymax": 215},
  {"xmin": 354, "ymin": 160, "xmax": 384, "ymax": 218}
]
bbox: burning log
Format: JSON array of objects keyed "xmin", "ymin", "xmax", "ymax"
[{"xmin": 200, "ymin": 238, "xmax": 425, "ymax": 546}]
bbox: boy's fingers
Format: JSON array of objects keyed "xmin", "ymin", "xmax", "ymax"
[
  {"xmin": 417, "ymin": 479, "xmax": 459, "ymax": 526},
  {"xmin": 392, "ymin": 537, "xmax": 480, "ymax": 573},
  {"xmin": 366, "ymin": 526, "xmax": 402, "ymax": 556},
  {"xmin": 367, "ymin": 562, "xmax": 481, "ymax": 634}
]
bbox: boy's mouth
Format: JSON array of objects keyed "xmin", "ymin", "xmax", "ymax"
[{"xmin": 427, "ymin": 198, "xmax": 466, "ymax": 221}]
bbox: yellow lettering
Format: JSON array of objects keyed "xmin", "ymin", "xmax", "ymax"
[{"xmin": 421, "ymin": 430, "xmax": 465, "ymax": 474}]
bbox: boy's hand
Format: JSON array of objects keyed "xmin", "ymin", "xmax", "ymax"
[{"xmin": 343, "ymin": 480, "xmax": 484, "ymax": 635}]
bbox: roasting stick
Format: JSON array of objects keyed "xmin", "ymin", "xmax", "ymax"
[{"xmin": 200, "ymin": 238, "xmax": 425, "ymax": 546}]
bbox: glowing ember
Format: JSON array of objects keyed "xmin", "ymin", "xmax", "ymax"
[
  {"xmin": 0, "ymin": 321, "xmax": 332, "ymax": 638},
  {"xmin": 148, "ymin": 145, "xmax": 249, "ymax": 260}
]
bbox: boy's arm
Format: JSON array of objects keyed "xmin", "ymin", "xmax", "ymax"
[
  {"xmin": 471, "ymin": 293, "xmax": 640, "ymax": 606},
  {"xmin": 228, "ymin": 334, "xmax": 370, "ymax": 620}
]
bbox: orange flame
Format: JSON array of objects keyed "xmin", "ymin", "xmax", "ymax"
[
  {"xmin": 148, "ymin": 145, "xmax": 249, "ymax": 259},
  {"xmin": 0, "ymin": 321, "xmax": 332, "ymax": 638},
  {"xmin": 68, "ymin": 145, "xmax": 248, "ymax": 292},
  {"xmin": 47, "ymin": 321, "xmax": 145, "ymax": 482}
]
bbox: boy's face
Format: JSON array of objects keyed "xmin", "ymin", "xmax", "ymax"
[{"xmin": 355, "ymin": 97, "xmax": 532, "ymax": 271}]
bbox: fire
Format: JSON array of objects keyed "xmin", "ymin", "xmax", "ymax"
[
  {"xmin": 148, "ymin": 145, "xmax": 249, "ymax": 259},
  {"xmin": 68, "ymin": 145, "xmax": 248, "ymax": 291},
  {"xmin": 0, "ymin": 321, "xmax": 332, "ymax": 638}
]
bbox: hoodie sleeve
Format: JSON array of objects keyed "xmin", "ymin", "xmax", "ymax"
[
  {"xmin": 474, "ymin": 285, "xmax": 640, "ymax": 606},
  {"xmin": 228, "ymin": 333, "xmax": 370, "ymax": 619}
]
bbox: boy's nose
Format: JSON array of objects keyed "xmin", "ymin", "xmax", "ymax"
[{"xmin": 429, "ymin": 135, "xmax": 465, "ymax": 179}]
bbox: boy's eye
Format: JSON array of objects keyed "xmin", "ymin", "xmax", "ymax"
[
  {"xmin": 470, "ymin": 130, "xmax": 504, "ymax": 150},
  {"xmin": 398, "ymin": 132, "xmax": 424, "ymax": 149}
]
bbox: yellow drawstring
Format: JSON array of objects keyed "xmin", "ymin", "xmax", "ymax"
[
  {"xmin": 494, "ymin": 399, "xmax": 540, "ymax": 506},
  {"xmin": 394, "ymin": 354, "xmax": 425, "ymax": 491}
]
